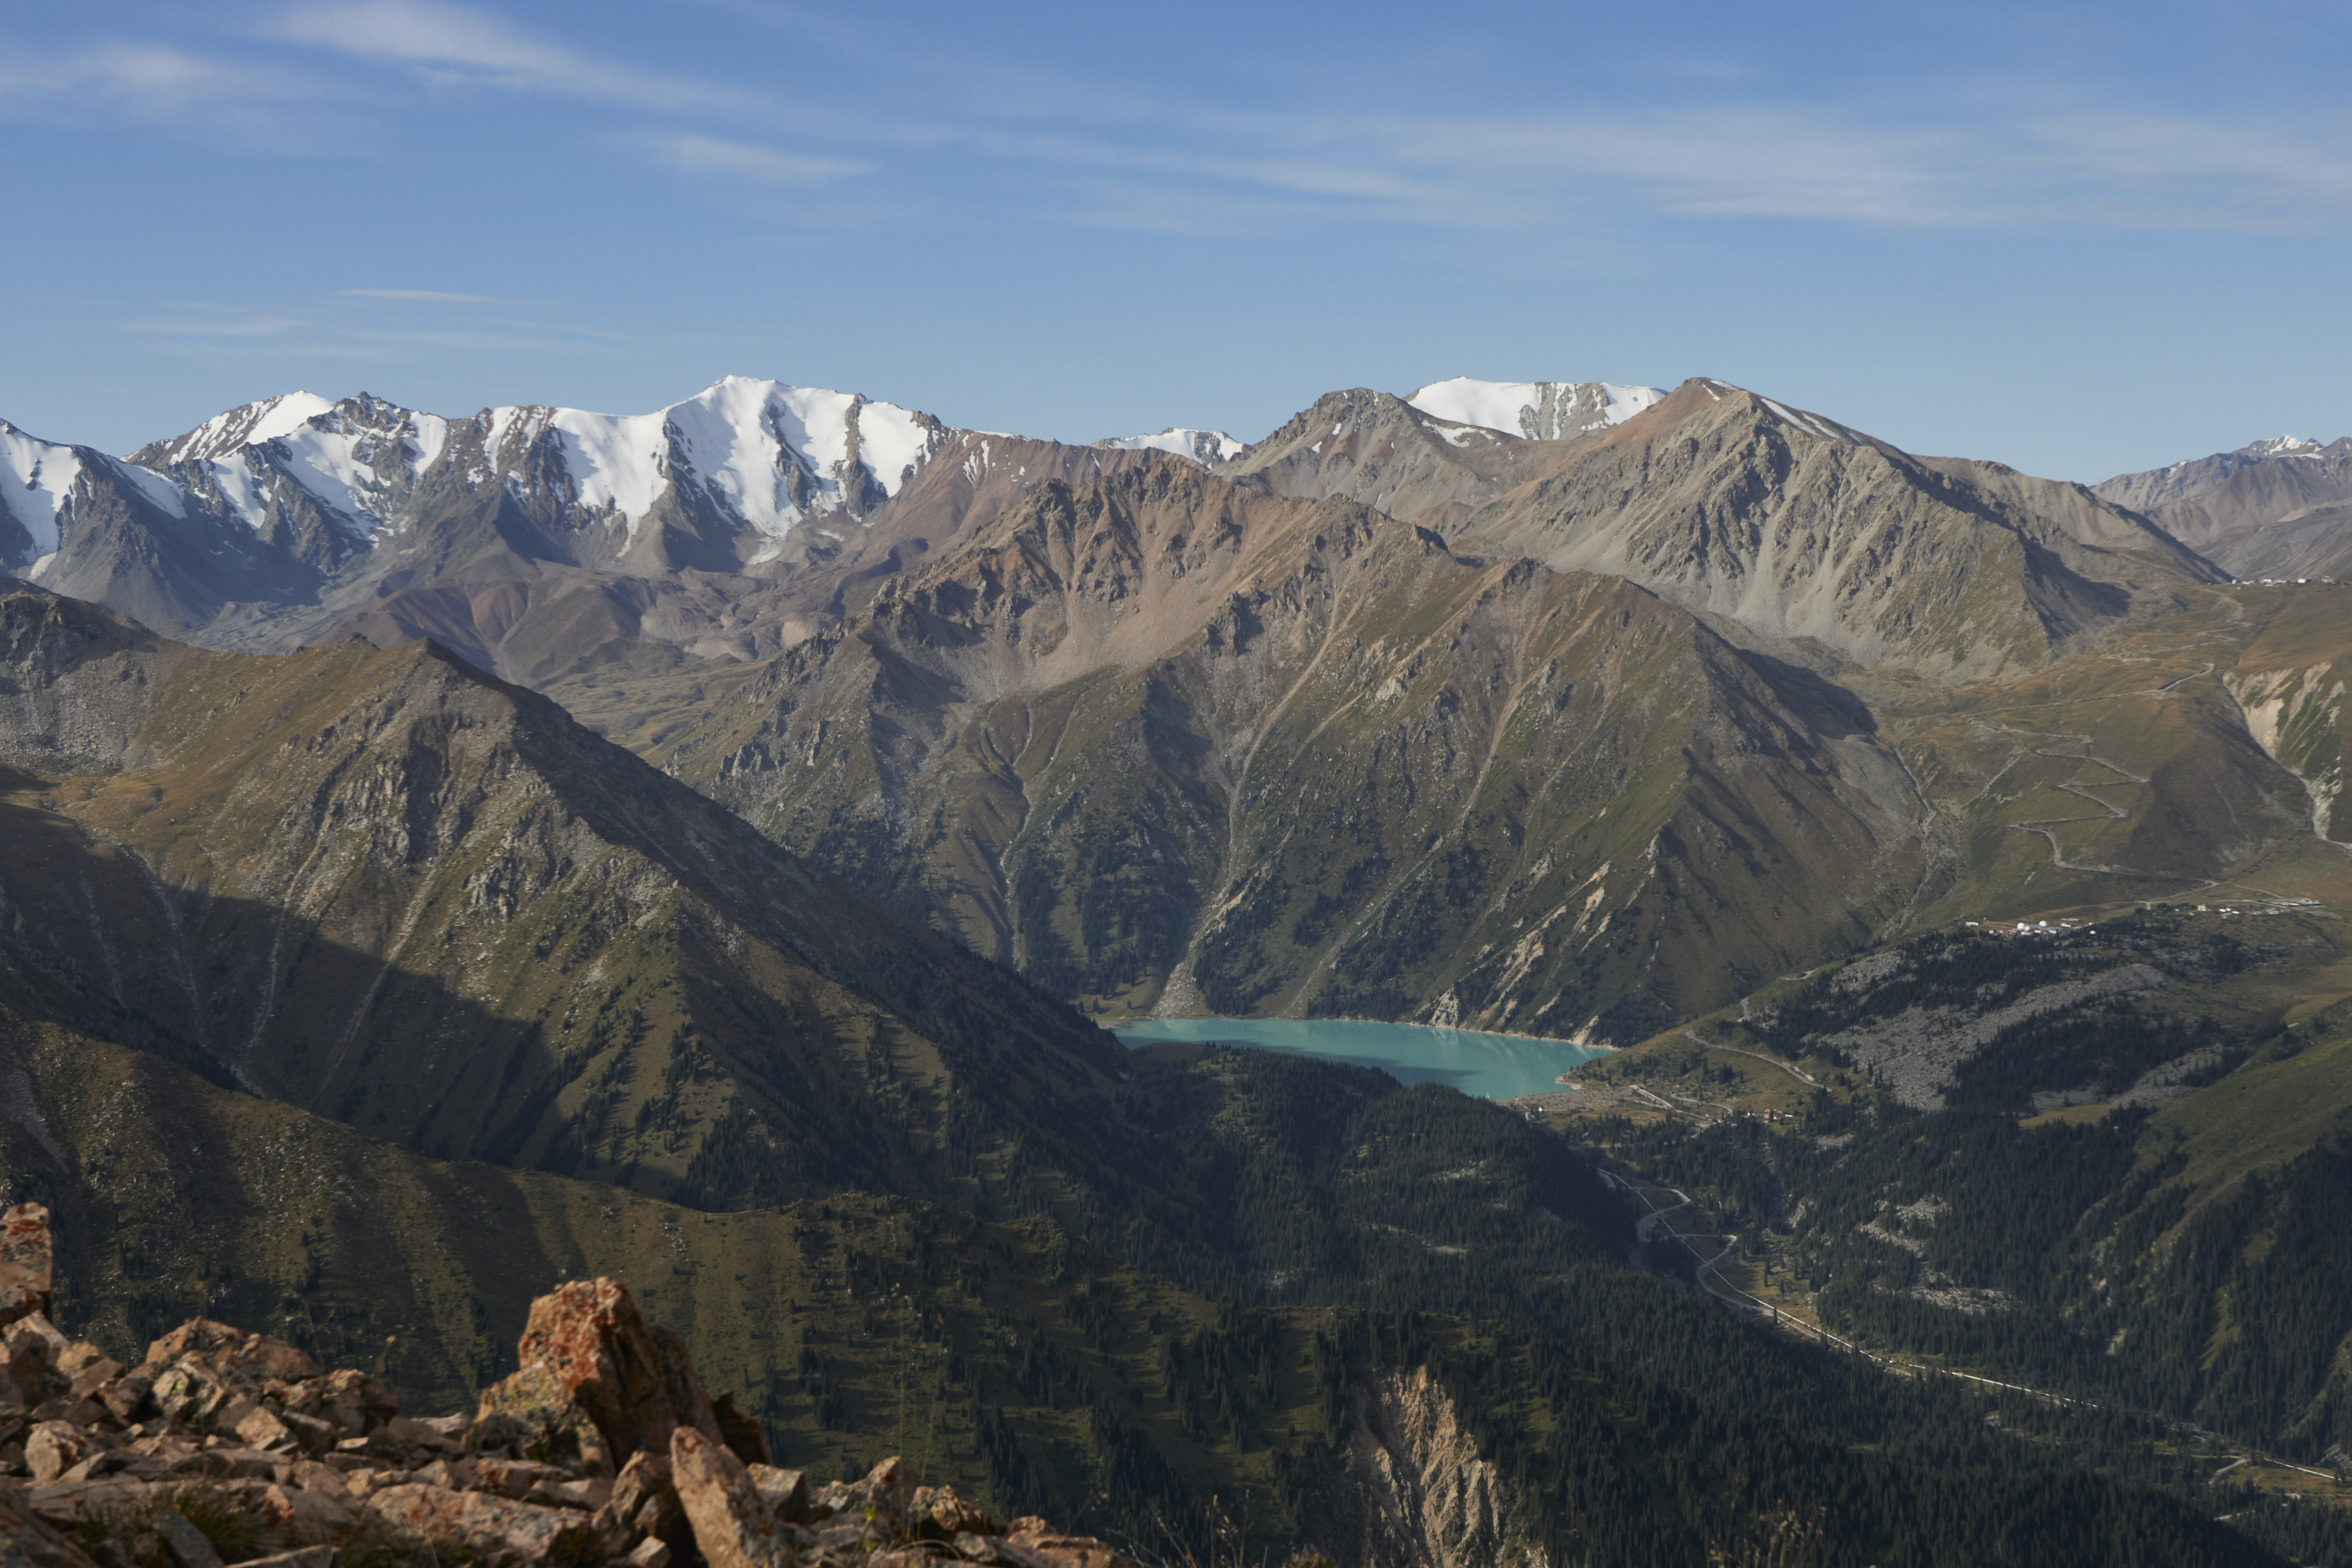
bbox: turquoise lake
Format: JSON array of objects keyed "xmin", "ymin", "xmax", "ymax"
[{"xmin": 1111, "ymin": 1017, "xmax": 1610, "ymax": 1099}]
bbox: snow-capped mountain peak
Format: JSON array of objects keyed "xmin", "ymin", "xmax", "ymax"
[
  {"xmin": 2, "ymin": 418, "xmax": 87, "ymax": 558},
  {"xmin": 475, "ymin": 376, "xmax": 948, "ymax": 548},
  {"xmin": 136, "ymin": 391, "xmax": 341, "ymax": 467},
  {"xmin": 3, "ymin": 417, "xmax": 189, "ymax": 569},
  {"xmin": 127, "ymin": 391, "xmax": 448, "ymax": 565},
  {"xmin": 1405, "ymin": 377, "xmax": 1668, "ymax": 442},
  {"xmin": 119, "ymin": 376, "xmax": 951, "ymax": 571},
  {"xmin": 2244, "ymin": 435, "xmax": 2319, "ymax": 458},
  {"xmin": 1093, "ymin": 428, "xmax": 1247, "ymax": 466}
]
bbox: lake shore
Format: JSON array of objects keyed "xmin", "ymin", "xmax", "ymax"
[{"xmin": 1100, "ymin": 1013, "xmax": 1621, "ymax": 1052}]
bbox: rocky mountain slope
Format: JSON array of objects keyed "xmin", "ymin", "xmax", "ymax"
[
  {"xmin": 2096, "ymin": 435, "xmax": 2352, "ymax": 579},
  {"xmin": 1216, "ymin": 377, "xmax": 2217, "ymax": 682},
  {"xmin": 655, "ymin": 461, "xmax": 1929, "ymax": 1037},
  {"xmin": 9, "ymin": 375, "xmax": 2343, "ymax": 1043},
  {"xmin": 1213, "ymin": 389, "xmax": 1577, "ymax": 533},
  {"xmin": 647, "ymin": 382, "xmax": 2352, "ymax": 1036},
  {"xmin": 1439, "ymin": 380, "xmax": 2218, "ymax": 682},
  {"xmin": 0, "ymin": 420, "xmax": 303, "ymax": 643}
]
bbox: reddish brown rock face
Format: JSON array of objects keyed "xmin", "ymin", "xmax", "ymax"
[
  {"xmin": 919, "ymin": 1485, "xmax": 997, "ymax": 1539},
  {"xmin": 366, "ymin": 1482, "xmax": 605, "ymax": 1565},
  {"xmin": 502, "ymin": 1278, "xmax": 721, "ymax": 1462},
  {"xmin": 669, "ymin": 1425, "xmax": 794, "ymax": 1568},
  {"xmin": 1004, "ymin": 1520, "xmax": 1134, "ymax": 1568},
  {"xmin": 0, "ymin": 1204, "xmax": 53, "ymax": 1329},
  {"xmin": 142, "ymin": 1318, "xmax": 323, "ymax": 1381}
]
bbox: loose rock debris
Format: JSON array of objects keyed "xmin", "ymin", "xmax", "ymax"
[{"xmin": 0, "ymin": 1206, "xmax": 1129, "ymax": 1568}]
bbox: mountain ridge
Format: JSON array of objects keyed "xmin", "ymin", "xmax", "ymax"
[{"xmin": 2096, "ymin": 434, "xmax": 2352, "ymax": 581}]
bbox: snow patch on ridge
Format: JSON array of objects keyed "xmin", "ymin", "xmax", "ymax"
[
  {"xmin": 2, "ymin": 420, "xmax": 189, "ymax": 566},
  {"xmin": 1757, "ymin": 397, "xmax": 1859, "ymax": 444},
  {"xmin": 115, "ymin": 461, "xmax": 189, "ymax": 517},
  {"xmin": 1406, "ymin": 377, "xmax": 1667, "ymax": 440},
  {"xmin": 1, "ymin": 420, "xmax": 84, "ymax": 556},
  {"xmin": 1095, "ymin": 428, "xmax": 1247, "ymax": 466},
  {"xmin": 149, "ymin": 392, "xmax": 339, "ymax": 466}
]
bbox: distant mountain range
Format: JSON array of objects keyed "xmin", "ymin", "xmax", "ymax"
[
  {"xmin": 2095, "ymin": 433, "xmax": 2352, "ymax": 580},
  {"xmin": 1, "ymin": 373, "xmax": 2344, "ymax": 1039}
]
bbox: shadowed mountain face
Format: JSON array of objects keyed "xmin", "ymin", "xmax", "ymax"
[
  {"xmin": 0, "ymin": 582, "xmax": 1182, "ymax": 1226},
  {"xmin": 655, "ymin": 462, "xmax": 1928, "ymax": 1039},
  {"xmin": 2096, "ymin": 435, "xmax": 2352, "ymax": 581}
]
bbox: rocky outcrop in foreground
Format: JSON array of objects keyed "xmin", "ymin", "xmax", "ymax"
[{"xmin": 0, "ymin": 1207, "xmax": 1131, "ymax": 1568}]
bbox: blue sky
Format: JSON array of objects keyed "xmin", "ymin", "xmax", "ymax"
[{"xmin": 4, "ymin": 0, "xmax": 2349, "ymax": 480}]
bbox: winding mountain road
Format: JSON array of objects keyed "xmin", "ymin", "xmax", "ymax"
[
  {"xmin": 1686, "ymin": 1030, "xmax": 1820, "ymax": 1088},
  {"xmin": 1981, "ymin": 723, "xmax": 2196, "ymax": 880}
]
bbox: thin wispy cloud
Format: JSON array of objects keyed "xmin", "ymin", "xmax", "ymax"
[
  {"xmin": 249, "ymin": 2, "xmax": 2351, "ymax": 237},
  {"xmin": 120, "ymin": 306, "xmax": 628, "ymax": 363},
  {"xmin": 2021, "ymin": 111, "xmax": 2352, "ymax": 229},
  {"xmin": 122, "ymin": 312, "xmax": 314, "ymax": 339},
  {"xmin": 24, "ymin": 5, "xmax": 2351, "ymax": 244},
  {"xmin": 0, "ymin": 39, "xmax": 322, "ymax": 130},
  {"xmin": 641, "ymin": 133, "xmax": 870, "ymax": 187},
  {"xmin": 270, "ymin": 0, "xmax": 757, "ymax": 114},
  {"xmin": 1050, "ymin": 102, "xmax": 2352, "ymax": 235},
  {"xmin": 341, "ymin": 288, "xmax": 503, "ymax": 302}
]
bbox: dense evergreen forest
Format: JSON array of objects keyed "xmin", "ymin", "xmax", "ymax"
[
  {"xmin": 730, "ymin": 1045, "xmax": 2342, "ymax": 1566},
  {"xmin": 1549, "ymin": 918, "xmax": 2352, "ymax": 1564},
  {"xmin": 744, "ymin": 1187, "xmax": 2294, "ymax": 1568}
]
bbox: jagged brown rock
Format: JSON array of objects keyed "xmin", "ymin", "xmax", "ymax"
[
  {"xmin": 489, "ymin": 1279, "xmax": 719, "ymax": 1467},
  {"xmin": 0, "ymin": 1208, "xmax": 52, "ymax": 1330},
  {"xmin": 368, "ymin": 1482, "xmax": 603, "ymax": 1564},
  {"xmin": 0, "ymin": 1227, "xmax": 1100, "ymax": 1568},
  {"xmin": 667, "ymin": 1428, "xmax": 791, "ymax": 1568},
  {"xmin": 1001, "ymin": 1520, "xmax": 1131, "ymax": 1568}
]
